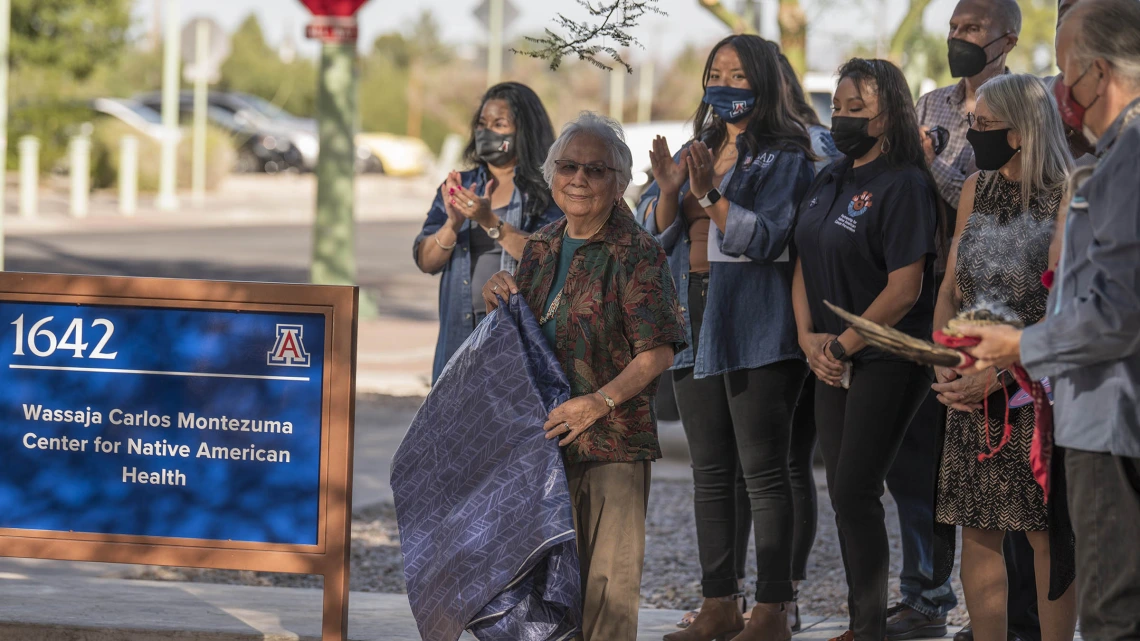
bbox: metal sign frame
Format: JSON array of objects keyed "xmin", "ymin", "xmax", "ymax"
[{"xmin": 0, "ymin": 272, "xmax": 358, "ymax": 641}]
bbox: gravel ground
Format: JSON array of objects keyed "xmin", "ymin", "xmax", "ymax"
[{"xmin": 125, "ymin": 473, "xmax": 968, "ymax": 626}]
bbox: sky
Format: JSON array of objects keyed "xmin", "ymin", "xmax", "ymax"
[{"xmin": 134, "ymin": 0, "xmax": 967, "ymax": 73}]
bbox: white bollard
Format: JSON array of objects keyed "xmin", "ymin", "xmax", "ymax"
[
  {"xmin": 69, "ymin": 136, "xmax": 90, "ymax": 219},
  {"xmin": 119, "ymin": 136, "xmax": 138, "ymax": 217},
  {"xmin": 18, "ymin": 135, "xmax": 37, "ymax": 219}
]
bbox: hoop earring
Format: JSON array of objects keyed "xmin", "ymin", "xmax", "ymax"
[{"xmin": 881, "ymin": 137, "xmax": 891, "ymax": 154}]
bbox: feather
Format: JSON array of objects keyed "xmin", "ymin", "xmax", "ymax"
[{"xmin": 823, "ymin": 300, "xmax": 966, "ymax": 368}]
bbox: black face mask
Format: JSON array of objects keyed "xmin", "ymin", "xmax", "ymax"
[
  {"xmin": 831, "ymin": 116, "xmax": 880, "ymax": 159},
  {"xmin": 475, "ymin": 129, "xmax": 516, "ymax": 167},
  {"xmin": 966, "ymin": 127, "xmax": 1019, "ymax": 170},
  {"xmin": 948, "ymin": 33, "xmax": 1009, "ymax": 78}
]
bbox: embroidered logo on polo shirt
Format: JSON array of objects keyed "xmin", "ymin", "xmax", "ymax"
[
  {"xmin": 835, "ymin": 191, "xmax": 873, "ymax": 233},
  {"xmin": 848, "ymin": 191, "xmax": 873, "ymax": 217}
]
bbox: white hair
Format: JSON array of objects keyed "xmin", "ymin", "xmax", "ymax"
[
  {"xmin": 542, "ymin": 111, "xmax": 633, "ymax": 192},
  {"xmin": 977, "ymin": 74, "xmax": 1074, "ymax": 210},
  {"xmin": 1067, "ymin": 0, "xmax": 1140, "ymax": 89}
]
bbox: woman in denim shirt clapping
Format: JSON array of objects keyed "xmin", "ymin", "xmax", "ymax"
[{"xmin": 637, "ymin": 34, "xmax": 815, "ymax": 641}]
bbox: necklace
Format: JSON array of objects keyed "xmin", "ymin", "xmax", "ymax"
[{"xmin": 540, "ymin": 214, "xmax": 611, "ymax": 325}]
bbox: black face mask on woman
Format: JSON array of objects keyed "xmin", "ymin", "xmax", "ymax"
[
  {"xmin": 475, "ymin": 129, "xmax": 516, "ymax": 167},
  {"xmin": 830, "ymin": 115, "xmax": 880, "ymax": 159},
  {"xmin": 966, "ymin": 127, "xmax": 1019, "ymax": 170}
]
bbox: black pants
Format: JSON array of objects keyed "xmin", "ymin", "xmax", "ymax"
[
  {"xmin": 1005, "ymin": 532, "xmax": 1041, "ymax": 640},
  {"xmin": 727, "ymin": 375, "xmax": 817, "ymax": 585},
  {"xmin": 673, "ymin": 274, "xmax": 808, "ymax": 603},
  {"xmin": 815, "ymin": 359, "xmax": 932, "ymax": 641},
  {"xmin": 1066, "ymin": 449, "xmax": 1140, "ymax": 641}
]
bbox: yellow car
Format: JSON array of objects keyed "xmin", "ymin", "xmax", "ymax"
[{"xmin": 354, "ymin": 132, "xmax": 435, "ymax": 177}]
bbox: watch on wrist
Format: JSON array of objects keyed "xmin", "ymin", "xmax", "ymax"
[
  {"xmin": 596, "ymin": 390, "xmax": 616, "ymax": 413},
  {"xmin": 827, "ymin": 339, "xmax": 848, "ymax": 362},
  {"xmin": 485, "ymin": 218, "xmax": 504, "ymax": 240},
  {"xmin": 697, "ymin": 187, "xmax": 722, "ymax": 208}
]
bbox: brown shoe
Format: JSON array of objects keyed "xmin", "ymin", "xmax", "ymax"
[
  {"xmin": 664, "ymin": 598, "xmax": 745, "ymax": 641},
  {"xmin": 733, "ymin": 602, "xmax": 792, "ymax": 641}
]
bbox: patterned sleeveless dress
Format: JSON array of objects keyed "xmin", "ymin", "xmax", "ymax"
[{"xmin": 935, "ymin": 171, "xmax": 1062, "ymax": 531}]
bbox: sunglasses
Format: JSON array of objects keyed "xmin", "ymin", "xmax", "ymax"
[{"xmin": 553, "ymin": 159, "xmax": 618, "ymax": 181}]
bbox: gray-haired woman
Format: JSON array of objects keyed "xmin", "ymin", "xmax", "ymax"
[
  {"xmin": 483, "ymin": 112, "xmax": 687, "ymax": 641},
  {"xmin": 931, "ymin": 73, "xmax": 1076, "ymax": 641}
]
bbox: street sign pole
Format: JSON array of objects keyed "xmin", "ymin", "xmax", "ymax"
[
  {"xmin": 0, "ymin": 0, "xmax": 9, "ymax": 270},
  {"xmin": 191, "ymin": 19, "xmax": 209, "ymax": 207},
  {"xmin": 311, "ymin": 29, "xmax": 357, "ymax": 295},
  {"xmin": 487, "ymin": 0, "xmax": 503, "ymax": 87},
  {"xmin": 158, "ymin": 0, "xmax": 181, "ymax": 212}
]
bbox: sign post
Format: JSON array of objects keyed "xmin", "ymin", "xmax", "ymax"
[
  {"xmin": 299, "ymin": 0, "xmax": 369, "ymax": 304},
  {"xmin": 0, "ymin": 273, "xmax": 358, "ymax": 640},
  {"xmin": 0, "ymin": 0, "xmax": 10, "ymax": 270},
  {"xmin": 158, "ymin": 0, "xmax": 181, "ymax": 212},
  {"xmin": 182, "ymin": 17, "xmax": 230, "ymax": 209}
]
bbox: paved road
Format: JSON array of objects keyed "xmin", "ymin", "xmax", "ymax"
[{"xmin": 5, "ymin": 221, "xmax": 435, "ymax": 322}]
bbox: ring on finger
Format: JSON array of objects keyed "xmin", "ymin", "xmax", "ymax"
[{"xmin": 466, "ymin": 200, "xmax": 475, "ymax": 207}]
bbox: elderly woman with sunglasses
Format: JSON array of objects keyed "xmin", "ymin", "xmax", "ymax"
[{"xmin": 482, "ymin": 111, "xmax": 687, "ymax": 641}]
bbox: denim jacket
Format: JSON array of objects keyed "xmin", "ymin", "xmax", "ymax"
[
  {"xmin": 414, "ymin": 165, "xmax": 564, "ymax": 381},
  {"xmin": 637, "ymin": 137, "xmax": 815, "ymax": 377}
]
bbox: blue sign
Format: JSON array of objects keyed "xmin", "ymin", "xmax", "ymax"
[{"xmin": 0, "ymin": 301, "xmax": 326, "ymax": 545}]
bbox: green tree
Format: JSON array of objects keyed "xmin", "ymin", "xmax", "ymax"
[
  {"xmin": 218, "ymin": 14, "xmax": 317, "ymax": 118},
  {"xmin": 11, "ymin": 0, "xmax": 131, "ymax": 81}
]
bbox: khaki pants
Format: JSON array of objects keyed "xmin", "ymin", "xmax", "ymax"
[{"xmin": 566, "ymin": 460, "xmax": 651, "ymax": 641}]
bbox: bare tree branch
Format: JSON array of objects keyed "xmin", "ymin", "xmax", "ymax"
[{"xmin": 512, "ymin": 0, "xmax": 665, "ymax": 72}]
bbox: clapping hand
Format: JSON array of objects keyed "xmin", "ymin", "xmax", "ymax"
[{"xmin": 649, "ymin": 136, "xmax": 689, "ymax": 197}]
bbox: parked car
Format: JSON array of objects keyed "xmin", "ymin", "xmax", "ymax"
[
  {"xmin": 354, "ymin": 132, "xmax": 433, "ymax": 177},
  {"xmin": 618, "ymin": 120, "xmax": 693, "ymax": 208},
  {"xmin": 802, "ymin": 72, "xmax": 836, "ymax": 127},
  {"xmin": 135, "ymin": 91, "xmax": 306, "ymax": 173},
  {"xmin": 91, "ymin": 98, "xmax": 180, "ymax": 143}
]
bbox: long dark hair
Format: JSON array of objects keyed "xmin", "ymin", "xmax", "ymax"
[
  {"xmin": 837, "ymin": 58, "xmax": 946, "ymax": 249},
  {"xmin": 462, "ymin": 82, "xmax": 554, "ymax": 218},
  {"xmin": 693, "ymin": 35, "xmax": 813, "ymax": 159},
  {"xmin": 775, "ymin": 48, "xmax": 821, "ymax": 127}
]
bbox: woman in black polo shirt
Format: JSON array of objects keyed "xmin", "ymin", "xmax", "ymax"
[{"xmin": 791, "ymin": 58, "xmax": 938, "ymax": 641}]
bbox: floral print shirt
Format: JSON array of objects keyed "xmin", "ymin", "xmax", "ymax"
[{"xmin": 516, "ymin": 209, "xmax": 687, "ymax": 463}]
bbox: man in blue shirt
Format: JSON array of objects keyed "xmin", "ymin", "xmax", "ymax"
[{"xmin": 963, "ymin": 2, "xmax": 1140, "ymax": 639}]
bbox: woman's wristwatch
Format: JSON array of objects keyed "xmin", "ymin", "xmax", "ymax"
[
  {"xmin": 697, "ymin": 187, "xmax": 722, "ymax": 208},
  {"xmin": 827, "ymin": 338, "xmax": 848, "ymax": 362},
  {"xmin": 595, "ymin": 390, "xmax": 616, "ymax": 413},
  {"xmin": 483, "ymin": 218, "xmax": 505, "ymax": 240}
]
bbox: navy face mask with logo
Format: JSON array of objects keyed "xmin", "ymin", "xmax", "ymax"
[{"xmin": 704, "ymin": 86, "xmax": 756, "ymax": 124}]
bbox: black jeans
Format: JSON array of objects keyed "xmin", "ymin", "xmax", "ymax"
[
  {"xmin": 815, "ymin": 359, "xmax": 932, "ymax": 641},
  {"xmin": 1004, "ymin": 532, "xmax": 1041, "ymax": 640},
  {"xmin": 673, "ymin": 274, "xmax": 809, "ymax": 603},
  {"xmin": 728, "ymin": 374, "xmax": 818, "ymax": 585},
  {"xmin": 884, "ymin": 391, "xmax": 958, "ymax": 618},
  {"xmin": 1066, "ymin": 449, "xmax": 1140, "ymax": 641}
]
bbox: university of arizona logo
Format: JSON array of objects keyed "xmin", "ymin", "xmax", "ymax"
[
  {"xmin": 847, "ymin": 191, "xmax": 873, "ymax": 217},
  {"xmin": 497, "ymin": 139, "xmax": 511, "ymax": 152},
  {"xmin": 731, "ymin": 101, "xmax": 748, "ymax": 118},
  {"xmin": 268, "ymin": 324, "xmax": 310, "ymax": 367}
]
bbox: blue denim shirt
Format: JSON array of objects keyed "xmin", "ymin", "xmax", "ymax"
[
  {"xmin": 414, "ymin": 166, "xmax": 564, "ymax": 382},
  {"xmin": 1021, "ymin": 99, "xmax": 1140, "ymax": 458},
  {"xmin": 637, "ymin": 138, "xmax": 815, "ymax": 377}
]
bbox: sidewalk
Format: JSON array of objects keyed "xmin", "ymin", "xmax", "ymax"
[
  {"xmin": 1, "ymin": 173, "xmax": 438, "ymax": 235},
  {"xmin": 0, "ymin": 564, "xmax": 854, "ymax": 641}
]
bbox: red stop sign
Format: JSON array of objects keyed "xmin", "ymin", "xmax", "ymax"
[{"xmin": 297, "ymin": 0, "xmax": 370, "ymax": 17}]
